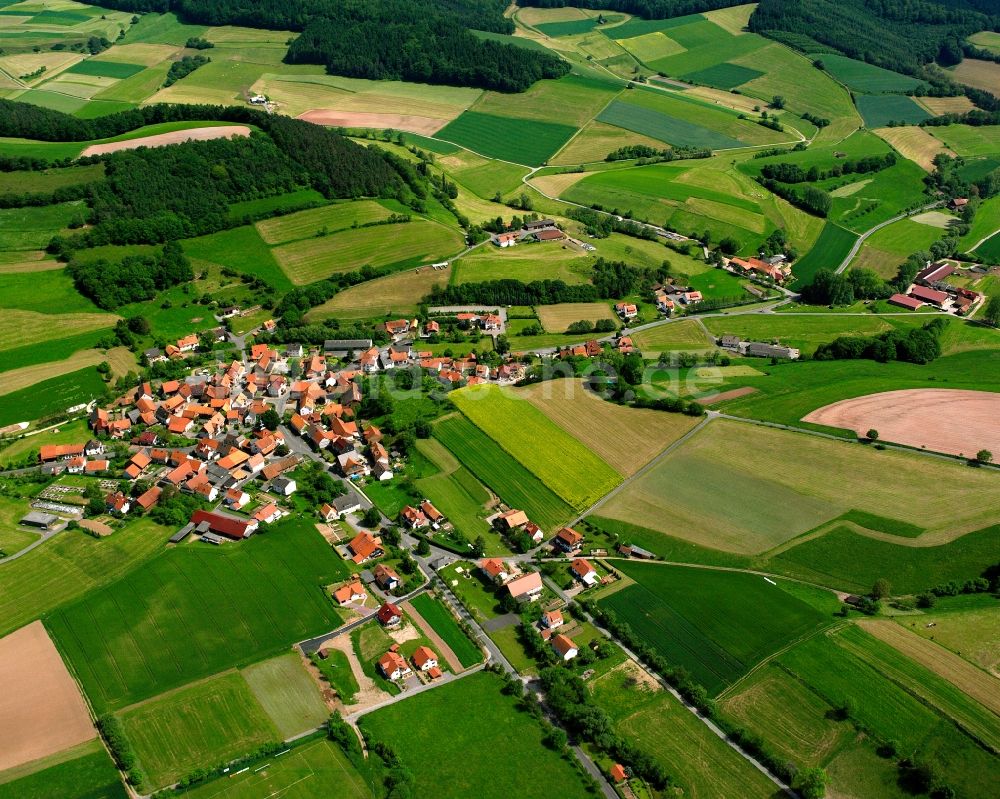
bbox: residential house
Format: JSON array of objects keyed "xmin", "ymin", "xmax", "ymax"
[
  {"xmin": 551, "ymin": 633, "xmax": 578, "ymax": 661},
  {"xmin": 271, "ymin": 475, "xmax": 296, "ymax": 496},
  {"xmin": 339, "ymin": 451, "xmax": 369, "ymax": 479},
  {"xmin": 491, "ymin": 231, "xmax": 518, "ymax": 248},
  {"xmin": 224, "ymin": 488, "xmax": 251, "ymax": 510},
  {"xmin": 374, "ymin": 564, "xmax": 401, "ymax": 591},
  {"xmin": 412, "ymin": 645, "xmax": 438, "ymax": 672},
  {"xmin": 253, "ymin": 503, "xmax": 282, "ymax": 524},
  {"xmin": 84, "ymin": 459, "xmax": 110, "ymax": 474},
  {"xmin": 615, "ymin": 302, "xmax": 638, "ymax": 320},
  {"xmin": 541, "ymin": 610, "xmax": 563, "ymax": 630},
  {"xmin": 333, "ymin": 581, "xmax": 367, "ymax": 606},
  {"xmin": 347, "ymin": 531, "xmax": 383, "ymax": 564},
  {"xmin": 610, "ymin": 764, "xmax": 628, "ymax": 784},
  {"xmin": 135, "ymin": 486, "xmax": 162, "ymax": 512},
  {"xmin": 496, "ymin": 508, "xmax": 529, "ymax": 531},
  {"xmin": 420, "ymin": 500, "xmax": 443, "ymax": 525},
  {"xmin": 39, "ymin": 443, "xmax": 84, "ymax": 462},
  {"xmin": 66, "ymin": 456, "xmax": 86, "ymax": 474},
  {"xmin": 377, "ymin": 601, "xmax": 403, "ymax": 626},
  {"xmin": 555, "ymin": 527, "xmax": 583, "ymax": 553},
  {"xmin": 681, "ymin": 291, "xmax": 703, "ymax": 305},
  {"xmin": 571, "ymin": 558, "xmax": 599, "ymax": 587},
  {"xmin": 105, "ymin": 491, "xmax": 131, "ymax": 515},
  {"xmin": 506, "ymin": 571, "xmax": 544, "ymax": 603},
  {"xmin": 400, "ymin": 505, "xmax": 428, "ymax": 529},
  {"xmin": 481, "ymin": 558, "xmax": 513, "ymax": 585},
  {"xmin": 377, "ymin": 649, "xmax": 412, "ymax": 680}
]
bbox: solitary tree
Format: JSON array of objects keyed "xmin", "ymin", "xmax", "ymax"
[
  {"xmin": 984, "ymin": 295, "xmax": 1000, "ymax": 328},
  {"xmin": 797, "ymin": 767, "xmax": 828, "ymax": 799},
  {"xmin": 361, "ymin": 506, "xmax": 381, "ymax": 528},
  {"xmin": 260, "ymin": 408, "xmax": 280, "ymax": 431},
  {"xmin": 976, "ymin": 449, "xmax": 994, "ymax": 465},
  {"xmin": 872, "ymin": 578, "xmax": 891, "ymax": 600},
  {"xmin": 867, "ymin": 428, "xmax": 879, "ymax": 442}
]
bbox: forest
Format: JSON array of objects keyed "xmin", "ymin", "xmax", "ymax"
[
  {"xmin": 83, "ymin": 0, "xmax": 568, "ymax": 91},
  {"xmin": 748, "ymin": 0, "xmax": 997, "ymax": 76},
  {"xmin": 67, "ymin": 243, "xmax": 193, "ymax": 310}
]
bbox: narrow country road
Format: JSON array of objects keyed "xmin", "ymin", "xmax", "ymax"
[{"xmin": 835, "ymin": 200, "xmax": 945, "ymax": 274}]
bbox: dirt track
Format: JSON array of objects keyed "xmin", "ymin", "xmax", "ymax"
[
  {"xmin": 0, "ymin": 621, "xmax": 96, "ymax": 772},
  {"xmin": 298, "ymin": 110, "xmax": 445, "ymax": 135},
  {"xmin": 402, "ymin": 599, "xmax": 465, "ymax": 672},
  {"xmin": 80, "ymin": 125, "xmax": 251, "ymax": 157},
  {"xmin": 803, "ymin": 388, "xmax": 1000, "ymax": 457}
]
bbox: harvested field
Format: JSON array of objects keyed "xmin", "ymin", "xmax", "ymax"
[
  {"xmin": 0, "ymin": 350, "xmax": 109, "ymax": 396},
  {"xmin": 874, "ymin": 126, "xmax": 955, "ymax": 171},
  {"xmin": 535, "ymin": 302, "xmax": 616, "ymax": 331},
  {"xmin": 550, "ymin": 120, "xmax": 665, "ymax": 166},
  {"xmin": 518, "ymin": 379, "xmax": 700, "ymax": 476},
  {"xmin": 528, "ymin": 171, "xmax": 588, "ymax": 197},
  {"xmin": 696, "ymin": 386, "xmax": 756, "ymax": 404},
  {"xmin": 0, "ymin": 308, "xmax": 115, "ymax": 352},
  {"xmin": 802, "ymin": 388, "xmax": 1000, "ymax": 457},
  {"xmin": 916, "ymin": 95, "xmax": 975, "ymax": 116},
  {"xmin": 79, "ymin": 125, "xmax": 250, "ymax": 157},
  {"xmin": 306, "ymin": 265, "xmax": 449, "ymax": 321},
  {"xmin": 299, "ymin": 110, "xmax": 446, "ymax": 135},
  {"xmin": 897, "ymin": 605, "xmax": 1000, "ymax": 677},
  {"xmin": 255, "ymin": 201, "xmax": 391, "ymax": 245},
  {"xmin": 0, "ymin": 621, "xmax": 95, "ymax": 772},
  {"xmin": 631, "ymin": 319, "xmax": 715, "ymax": 354},
  {"xmin": 858, "ymin": 619, "xmax": 1000, "ymax": 717},
  {"xmin": 949, "ymin": 58, "xmax": 1000, "ymax": 94},
  {"xmin": 910, "ymin": 210, "xmax": 956, "ymax": 228}
]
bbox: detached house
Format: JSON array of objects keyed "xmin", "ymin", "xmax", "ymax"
[
  {"xmin": 551, "ymin": 633, "xmax": 578, "ymax": 661},
  {"xmin": 377, "ymin": 648, "xmax": 412, "ymax": 680},
  {"xmin": 333, "ymin": 581, "xmax": 367, "ymax": 606},
  {"xmin": 571, "ymin": 558, "xmax": 599, "ymax": 587},
  {"xmin": 377, "ymin": 601, "xmax": 403, "ymax": 626},
  {"xmin": 412, "ymin": 645, "xmax": 439, "ymax": 673},
  {"xmin": 374, "ymin": 563, "xmax": 401, "ymax": 591},
  {"xmin": 615, "ymin": 303, "xmax": 638, "ymax": 320},
  {"xmin": 506, "ymin": 571, "xmax": 544, "ymax": 603},
  {"xmin": 347, "ymin": 531, "xmax": 383, "ymax": 564},
  {"xmin": 555, "ymin": 527, "xmax": 583, "ymax": 553},
  {"xmin": 481, "ymin": 558, "xmax": 513, "ymax": 585}
]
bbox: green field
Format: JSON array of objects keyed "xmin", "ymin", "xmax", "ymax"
[
  {"xmin": 0, "ymin": 268, "xmax": 104, "ymax": 314},
  {"xmin": 682, "ymin": 61, "xmax": 763, "ymax": 89},
  {"xmin": 436, "ymin": 110, "xmax": 578, "ymax": 166},
  {"xmin": 272, "ymin": 218, "xmax": 463, "ymax": 285},
  {"xmin": 0, "ymin": 366, "xmax": 106, "ymax": 427},
  {"xmin": 119, "ymin": 671, "xmax": 281, "ymax": 789},
  {"xmin": 863, "ymin": 216, "xmax": 946, "ymax": 257},
  {"xmin": 773, "ymin": 523, "xmax": 1000, "ymax": 595},
  {"xmin": 929, "ymin": 124, "xmax": 1000, "ymax": 157},
  {"xmin": 598, "ymin": 561, "xmax": 830, "ymax": 694},
  {"xmin": 856, "ymin": 94, "xmax": 930, "ymax": 127},
  {"xmin": 254, "ymin": 200, "xmax": 393, "ymax": 245},
  {"xmin": 181, "ymin": 224, "xmax": 292, "ymax": 291},
  {"xmin": 434, "ymin": 414, "xmax": 573, "ymax": 531},
  {"xmin": 590, "ymin": 665, "xmax": 778, "ymax": 798},
  {"xmin": 811, "ymin": 53, "xmax": 924, "ymax": 93},
  {"xmin": 451, "ymin": 384, "xmax": 622, "ymax": 508},
  {"xmin": 409, "ymin": 592, "xmax": 482, "ymax": 668},
  {"xmin": 0, "ymin": 163, "xmax": 103, "ymax": 194},
  {"xmin": 172, "ymin": 738, "xmax": 372, "ymax": 799},
  {"xmin": 0, "ymin": 202, "xmax": 83, "ymax": 250},
  {"xmin": 597, "ymin": 418, "xmax": 1000, "ymax": 562},
  {"xmin": 452, "ymin": 242, "xmax": 593, "ymax": 285},
  {"xmin": 359, "ymin": 671, "xmax": 594, "ymax": 799},
  {"xmin": 598, "ymin": 97, "xmax": 743, "ymax": 149},
  {"xmin": 64, "ymin": 59, "xmax": 145, "ymax": 79},
  {"xmin": 975, "ymin": 231, "xmax": 1000, "ymax": 262},
  {"xmin": 241, "ymin": 653, "xmax": 330, "ymax": 738},
  {"xmin": 790, "ymin": 222, "xmax": 858, "ymax": 285},
  {"xmin": 47, "ymin": 518, "xmax": 351, "ymax": 713},
  {"xmin": 0, "ymin": 740, "xmax": 126, "ymax": 799}
]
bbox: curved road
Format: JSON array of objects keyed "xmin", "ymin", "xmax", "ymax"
[{"xmin": 835, "ymin": 200, "xmax": 945, "ymax": 274}]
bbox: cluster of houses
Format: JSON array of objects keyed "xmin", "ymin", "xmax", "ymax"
[
  {"xmin": 38, "ymin": 441, "xmax": 110, "ymax": 476},
  {"xmin": 717, "ymin": 335, "xmax": 800, "ymax": 360},
  {"xmin": 399, "ymin": 500, "xmax": 444, "ymax": 531},
  {"xmin": 649, "ymin": 284, "xmax": 704, "ymax": 317},
  {"xmin": 888, "ymin": 262, "xmax": 984, "ymax": 315},
  {"xmin": 727, "ymin": 255, "xmax": 791, "ymax": 284},
  {"xmin": 363, "ymin": 601, "xmax": 444, "ymax": 681},
  {"xmin": 490, "ymin": 219, "xmax": 565, "ymax": 248},
  {"xmin": 556, "ymin": 334, "xmax": 635, "ymax": 360}
]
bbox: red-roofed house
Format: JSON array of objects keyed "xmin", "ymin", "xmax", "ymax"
[
  {"xmin": 551, "ymin": 633, "xmax": 578, "ymax": 661},
  {"xmin": 480, "ymin": 558, "xmax": 513, "ymax": 585},
  {"xmin": 377, "ymin": 650, "xmax": 411, "ymax": 680},
  {"xmin": 135, "ymin": 485, "xmax": 162, "ymax": 511},
  {"xmin": 412, "ymin": 646, "xmax": 438, "ymax": 672},
  {"xmin": 347, "ymin": 531, "xmax": 383, "ymax": 563},
  {"xmin": 377, "ymin": 602, "xmax": 403, "ymax": 626},
  {"xmin": 615, "ymin": 302, "xmax": 638, "ymax": 320},
  {"xmin": 555, "ymin": 526, "xmax": 583, "ymax": 553},
  {"xmin": 190, "ymin": 510, "xmax": 257, "ymax": 540},
  {"xmin": 374, "ymin": 563, "xmax": 401, "ymax": 591},
  {"xmin": 610, "ymin": 764, "xmax": 627, "ymax": 783},
  {"xmin": 571, "ymin": 558, "xmax": 599, "ymax": 587},
  {"xmin": 506, "ymin": 571, "xmax": 543, "ymax": 603},
  {"xmin": 333, "ymin": 581, "xmax": 367, "ymax": 606}
]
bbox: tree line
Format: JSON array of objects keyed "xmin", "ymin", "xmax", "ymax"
[
  {"xmin": 86, "ymin": 0, "xmax": 569, "ymax": 92},
  {"xmin": 760, "ymin": 152, "xmax": 896, "ymax": 184},
  {"xmin": 814, "ymin": 318, "xmax": 948, "ymax": 364},
  {"xmin": 748, "ymin": 0, "xmax": 997, "ymax": 77}
]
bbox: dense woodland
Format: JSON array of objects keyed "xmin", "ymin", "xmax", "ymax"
[
  {"xmin": 749, "ymin": 0, "xmax": 998, "ymax": 76},
  {"xmin": 84, "ymin": 0, "xmax": 568, "ymax": 91},
  {"xmin": 68, "ymin": 243, "xmax": 193, "ymax": 310}
]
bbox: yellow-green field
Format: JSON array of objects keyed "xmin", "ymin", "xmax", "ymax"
[
  {"xmin": 272, "ymin": 219, "xmax": 463, "ymax": 285},
  {"xmin": 535, "ymin": 302, "xmax": 616, "ymax": 331},
  {"xmin": 631, "ymin": 319, "xmax": 715, "ymax": 354},
  {"xmin": 454, "ymin": 243, "xmax": 593, "ymax": 286},
  {"xmin": 306, "ymin": 265, "xmax": 450, "ymax": 320},
  {"xmin": 255, "ymin": 201, "xmax": 393, "ymax": 245}
]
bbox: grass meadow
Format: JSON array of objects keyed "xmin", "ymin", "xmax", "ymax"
[
  {"xmin": 254, "ymin": 200, "xmax": 393, "ymax": 245},
  {"xmin": 433, "ymin": 414, "xmax": 573, "ymax": 531},
  {"xmin": 788, "ymin": 222, "xmax": 857, "ymax": 285},
  {"xmin": 452, "ymin": 242, "xmax": 594, "ymax": 285},
  {"xmin": 450, "ymin": 383, "xmax": 622, "ymax": 508},
  {"xmin": 307, "ymin": 265, "xmax": 449, "ymax": 321},
  {"xmin": 240, "ymin": 653, "xmax": 330, "ymax": 738},
  {"xmin": 929, "ymin": 124, "xmax": 1000, "ymax": 157},
  {"xmin": 597, "ymin": 418, "xmax": 1000, "ymax": 559},
  {"xmin": 47, "ymin": 518, "xmax": 351, "ymax": 713},
  {"xmin": 811, "ymin": 53, "xmax": 924, "ymax": 93},
  {"xmin": 0, "ymin": 739, "xmax": 126, "ymax": 799},
  {"xmin": 598, "ymin": 561, "xmax": 830, "ymax": 694},
  {"xmin": 173, "ymin": 739, "xmax": 371, "ymax": 799},
  {"xmin": 0, "ymin": 367, "xmax": 107, "ymax": 427},
  {"xmin": 359, "ymin": 671, "xmax": 594, "ymax": 799},
  {"xmin": 589, "ymin": 663, "xmax": 779, "ymax": 798},
  {"xmin": 408, "ymin": 592, "xmax": 482, "ymax": 668},
  {"xmin": 118, "ymin": 672, "xmax": 280, "ymax": 789}
]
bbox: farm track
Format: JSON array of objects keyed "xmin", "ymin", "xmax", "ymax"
[{"xmin": 836, "ymin": 200, "xmax": 946, "ymax": 273}]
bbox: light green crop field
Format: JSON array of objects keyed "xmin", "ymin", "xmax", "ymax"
[
  {"xmin": 172, "ymin": 739, "xmax": 371, "ymax": 799},
  {"xmin": 434, "ymin": 414, "xmax": 573, "ymax": 531},
  {"xmin": 895, "ymin": 601, "xmax": 1000, "ymax": 677},
  {"xmin": 0, "ymin": 518, "xmax": 172, "ymax": 639},
  {"xmin": 46, "ymin": 518, "xmax": 352, "ymax": 713},
  {"xmin": 255, "ymin": 200, "xmax": 392, "ymax": 245},
  {"xmin": 452, "ymin": 242, "xmax": 593, "ymax": 285},
  {"xmin": 0, "ymin": 163, "xmax": 103, "ymax": 193},
  {"xmin": 272, "ymin": 219, "xmax": 463, "ymax": 285},
  {"xmin": 119, "ymin": 672, "xmax": 280, "ymax": 789},
  {"xmin": 0, "ymin": 739, "xmax": 127, "ymax": 799},
  {"xmin": 535, "ymin": 301, "xmax": 616, "ymax": 331},
  {"xmin": 589, "ymin": 665, "xmax": 780, "ymax": 798},
  {"xmin": 0, "ymin": 202, "xmax": 83, "ymax": 251},
  {"xmin": 470, "ymin": 74, "xmax": 620, "ymax": 128},
  {"xmin": 306, "ymin": 265, "xmax": 449, "ymax": 321},
  {"xmin": 451, "ymin": 383, "xmax": 622, "ymax": 508},
  {"xmin": 241, "ymin": 654, "xmax": 330, "ymax": 738},
  {"xmin": 929, "ymin": 124, "xmax": 1000, "ymax": 157},
  {"xmin": 359, "ymin": 672, "xmax": 595, "ymax": 799},
  {"xmin": 863, "ymin": 216, "xmax": 947, "ymax": 257},
  {"xmin": 598, "ymin": 561, "xmax": 830, "ymax": 693},
  {"xmin": 408, "ymin": 592, "xmax": 482, "ymax": 668},
  {"xmin": 182, "ymin": 224, "xmax": 292, "ymax": 291},
  {"xmin": 720, "ymin": 664, "xmax": 855, "ymax": 768},
  {"xmin": 598, "ymin": 418, "xmax": 1000, "ymax": 557},
  {"xmin": 0, "ymin": 268, "xmax": 104, "ymax": 315},
  {"xmin": 631, "ymin": 318, "xmax": 715, "ymax": 354},
  {"xmin": 701, "ymin": 313, "xmax": 919, "ymax": 356}
]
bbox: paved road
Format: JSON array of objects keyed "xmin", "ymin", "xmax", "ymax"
[
  {"xmin": 835, "ymin": 200, "xmax": 945, "ymax": 274},
  {"xmin": 0, "ymin": 526, "xmax": 62, "ymax": 565}
]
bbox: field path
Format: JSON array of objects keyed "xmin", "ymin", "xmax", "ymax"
[
  {"xmin": 836, "ymin": 200, "xmax": 945, "ymax": 273},
  {"xmin": 400, "ymin": 599, "xmax": 464, "ymax": 672}
]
